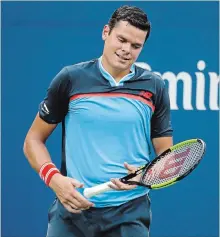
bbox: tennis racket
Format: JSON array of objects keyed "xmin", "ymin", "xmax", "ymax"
[{"xmin": 84, "ymin": 139, "xmax": 206, "ymax": 198}]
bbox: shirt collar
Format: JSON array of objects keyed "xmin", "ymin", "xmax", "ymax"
[{"xmin": 98, "ymin": 56, "xmax": 135, "ymax": 86}]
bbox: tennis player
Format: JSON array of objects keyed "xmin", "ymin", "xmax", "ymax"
[{"xmin": 23, "ymin": 5, "xmax": 173, "ymax": 237}]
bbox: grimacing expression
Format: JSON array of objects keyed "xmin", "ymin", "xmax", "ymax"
[{"xmin": 102, "ymin": 21, "xmax": 147, "ymax": 72}]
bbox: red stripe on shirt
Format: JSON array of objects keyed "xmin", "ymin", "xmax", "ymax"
[{"xmin": 70, "ymin": 93, "xmax": 155, "ymax": 112}]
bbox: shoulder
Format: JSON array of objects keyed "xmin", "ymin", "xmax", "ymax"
[
  {"xmin": 53, "ymin": 59, "xmax": 98, "ymax": 86},
  {"xmin": 65, "ymin": 59, "xmax": 98, "ymax": 76},
  {"xmin": 135, "ymin": 64, "xmax": 165, "ymax": 89}
]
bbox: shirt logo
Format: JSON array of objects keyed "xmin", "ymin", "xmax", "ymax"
[
  {"xmin": 139, "ymin": 91, "xmax": 153, "ymax": 99},
  {"xmin": 42, "ymin": 102, "xmax": 50, "ymax": 114}
]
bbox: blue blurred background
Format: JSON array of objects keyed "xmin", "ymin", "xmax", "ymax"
[{"xmin": 2, "ymin": 1, "xmax": 219, "ymax": 237}]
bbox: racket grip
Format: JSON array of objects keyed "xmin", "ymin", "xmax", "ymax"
[{"xmin": 83, "ymin": 181, "xmax": 113, "ymax": 198}]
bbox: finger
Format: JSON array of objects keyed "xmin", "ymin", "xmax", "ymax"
[
  {"xmin": 63, "ymin": 203, "xmax": 82, "ymax": 214},
  {"xmin": 69, "ymin": 198, "xmax": 92, "ymax": 210},
  {"xmin": 59, "ymin": 191, "xmax": 86, "ymax": 209},
  {"xmin": 71, "ymin": 190, "xmax": 95, "ymax": 208},
  {"xmin": 66, "ymin": 200, "xmax": 91, "ymax": 211},
  {"xmin": 124, "ymin": 162, "xmax": 136, "ymax": 173},
  {"xmin": 63, "ymin": 178, "xmax": 90, "ymax": 208},
  {"xmin": 117, "ymin": 179, "xmax": 137, "ymax": 190},
  {"xmin": 81, "ymin": 206, "xmax": 91, "ymax": 211},
  {"xmin": 108, "ymin": 181, "xmax": 120, "ymax": 190},
  {"xmin": 63, "ymin": 188, "xmax": 94, "ymax": 209},
  {"xmin": 67, "ymin": 200, "xmax": 82, "ymax": 210},
  {"xmin": 111, "ymin": 178, "xmax": 137, "ymax": 190},
  {"xmin": 67, "ymin": 202, "xmax": 80, "ymax": 210},
  {"xmin": 69, "ymin": 178, "xmax": 84, "ymax": 188}
]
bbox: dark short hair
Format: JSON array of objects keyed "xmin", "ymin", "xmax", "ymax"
[{"xmin": 108, "ymin": 5, "xmax": 151, "ymax": 42}]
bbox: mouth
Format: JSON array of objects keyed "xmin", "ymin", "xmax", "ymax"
[{"xmin": 115, "ymin": 53, "xmax": 130, "ymax": 61}]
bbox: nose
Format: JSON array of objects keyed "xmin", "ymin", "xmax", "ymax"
[{"xmin": 121, "ymin": 42, "xmax": 131, "ymax": 53}]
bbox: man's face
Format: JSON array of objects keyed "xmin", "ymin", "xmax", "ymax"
[{"xmin": 102, "ymin": 21, "xmax": 147, "ymax": 73}]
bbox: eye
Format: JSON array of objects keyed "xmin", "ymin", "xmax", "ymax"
[
  {"xmin": 132, "ymin": 44, "xmax": 141, "ymax": 49},
  {"xmin": 118, "ymin": 37, "xmax": 126, "ymax": 43}
]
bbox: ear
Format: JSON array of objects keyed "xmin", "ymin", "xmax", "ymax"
[{"xmin": 102, "ymin": 25, "xmax": 110, "ymax": 41}]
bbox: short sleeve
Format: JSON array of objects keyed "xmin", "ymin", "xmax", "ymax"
[
  {"xmin": 151, "ymin": 80, "xmax": 173, "ymax": 138},
  {"xmin": 39, "ymin": 67, "xmax": 71, "ymax": 124}
]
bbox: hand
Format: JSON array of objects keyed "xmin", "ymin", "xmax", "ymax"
[
  {"xmin": 109, "ymin": 162, "xmax": 140, "ymax": 191},
  {"xmin": 49, "ymin": 173, "xmax": 94, "ymax": 213}
]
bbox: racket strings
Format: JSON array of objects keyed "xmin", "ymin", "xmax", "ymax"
[{"xmin": 141, "ymin": 142, "xmax": 204, "ymax": 186}]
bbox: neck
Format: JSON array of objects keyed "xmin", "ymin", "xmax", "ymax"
[{"xmin": 101, "ymin": 56, "xmax": 130, "ymax": 83}]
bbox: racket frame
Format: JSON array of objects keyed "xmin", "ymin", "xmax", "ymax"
[{"xmin": 120, "ymin": 138, "xmax": 206, "ymax": 189}]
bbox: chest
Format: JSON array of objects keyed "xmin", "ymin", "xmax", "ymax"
[{"xmin": 68, "ymin": 95, "xmax": 152, "ymax": 127}]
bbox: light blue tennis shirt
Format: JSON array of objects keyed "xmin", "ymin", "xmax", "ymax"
[
  {"xmin": 64, "ymin": 58, "xmax": 151, "ymax": 207},
  {"xmin": 39, "ymin": 58, "xmax": 173, "ymax": 207}
]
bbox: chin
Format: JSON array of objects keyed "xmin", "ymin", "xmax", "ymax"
[
  {"xmin": 113, "ymin": 62, "xmax": 131, "ymax": 71},
  {"xmin": 114, "ymin": 65, "xmax": 129, "ymax": 72}
]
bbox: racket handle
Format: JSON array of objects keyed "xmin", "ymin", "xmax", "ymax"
[{"xmin": 83, "ymin": 181, "xmax": 113, "ymax": 198}]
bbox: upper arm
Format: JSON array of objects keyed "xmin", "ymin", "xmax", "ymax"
[
  {"xmin": 151, "ymin": 80, "xmax": 173, "ymax": 139},
  {"xmin": 151, "ymin": 79, "xmax": 173, "ymax": 155},
  {"xmin": 39, "ymin": 67, "xmax": 71, "ymax": 124},
  {"xmin": 25, "ymin": 67, "xmax": 71, "ymax": 142},
  {"xmin": 25, "ymin": 113, "xmax": 57, "ymax": 143}
]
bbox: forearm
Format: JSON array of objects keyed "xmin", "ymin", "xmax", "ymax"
[
  {"xmin": 23, "ymin": 138, "xmax": 52, "ymax": 173},
  {"xmin": 152, "ymin": 136, "xmax": 173, "ymax": 155}
]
